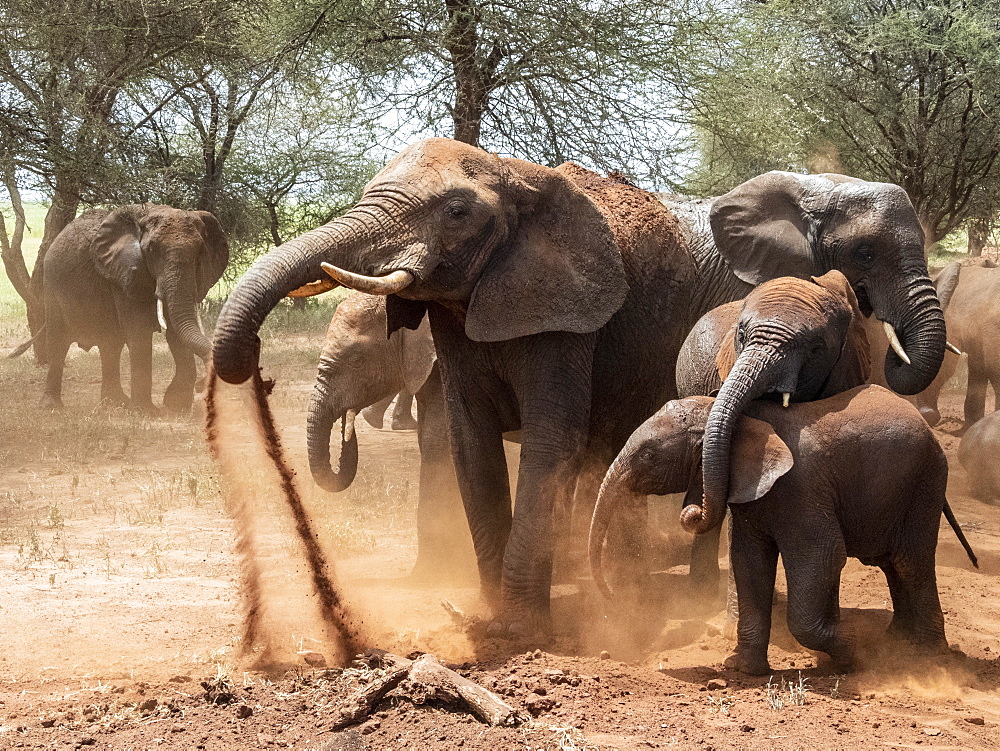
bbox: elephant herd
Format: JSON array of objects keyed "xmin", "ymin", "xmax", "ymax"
[{"xmin": 32, "ymin": 137, "xmax": 1000, "ymax": 674}]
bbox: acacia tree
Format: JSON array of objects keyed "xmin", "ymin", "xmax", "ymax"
[
  {"xmin": 685, "ymin": 0, "xmax": 1000, "ymax": 244},
  {"xmin": 323, "ymin": 0, "xmax": 689, "ymax": 184}
]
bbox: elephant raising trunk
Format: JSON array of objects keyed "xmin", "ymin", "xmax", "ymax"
[{"xmin": 213, "ymin": 201, "xmax": 418, "ymax": 386}]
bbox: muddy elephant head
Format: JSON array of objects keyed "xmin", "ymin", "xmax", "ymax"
[
  {"xmin": 683, "ymin": 271, "xmax": 869, "ymax": 534},
  {"xmin": 591, "ymin": 396, "xmax": 792, "ymax": 596},
  {"xmin": 710, "ymin": 171, "xmax": 944, "ymax": 396},
  {"xmin": 90, "ymin": 205, "xmax": 229, "ymax": 359},
  {"xmin": 307, "ymin": 292, "xmax": 436, "ymax": 492},
  {"xmin": 211, "ymin": 138, "xmax": 627, "ymax": 385}
]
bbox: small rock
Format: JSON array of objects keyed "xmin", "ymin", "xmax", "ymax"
[
  {"xmin": 301, "ymin": 652, "xmax": 326, "ymax": 667},
  {"xmin": 236, "ymin": 705, "xmax": 253, "ymax": 719},
  {"xmin": 706, "ymin": 679, "xmax": 728, "ymax": 691},
  {"xmin": 524, "ymin": 695, "xmax": 557, "ymax": 717},
  {"xmin": 966, "ymin": 717, "xmax": 985, "ymax": 726},
  {"xmin": 169, "ymin": 675, "xmax": 192, "ymax": 683},
  {"xmin": 532, "ymin": 686, "xmax": 547, "ymax": 696},
  {"xmin": 139, "ymin": 698, "xmax": 158, "ymax": 712},
  {"xmin": 924, "ymin": 728, "xmax": 942, "ymax": 736},
  {"xmin": 360, "ymin": 719, "xmax": 380, "ymax": 735},
  {"xmin": 77, "ymin": 739, "xmax": 96, "ymax": 747},
  {"xmin": 40, "ymin": 718, "xmax": 56, "ymax": 728},
  {"xmin": 170, "ymin": 724, "xmax": 185, "ymax": 733},
  {"xmin": 599, "ymin": 651, "xmax": 611, "ymax": 660},
  {"xmin": 741, "ymin": 725, "xmax": 754, "ymax": 733}
]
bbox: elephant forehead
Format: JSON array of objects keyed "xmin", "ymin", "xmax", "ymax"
[
  {"xmin": 371, "ymin": 138, "xmax": 503, "ymax": 193},
  {"xmin": 832, "ymin": 182, "xmax": 916, "ymax": 227},
  {"xmin": 744, "ymin": 277, "xmax": 848, "ymax": 321}
]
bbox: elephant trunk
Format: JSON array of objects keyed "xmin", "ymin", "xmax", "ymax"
[
  {"xmin": 589, "ymin": 459, "xmax": 635, "ymax": 600},
  {"xmin": 213, "ymin": 207, "xmax": 398, "ymax": 385},
  {"xmin": 684, "ymin": 344, "xmax": 780, "ymax": 535},
  {"xmin": 878, "ymin": 271, "xmax": 946, "ymax": 396},
  {"xmin": 160, "ymin": 264, "xmax": 212, "ymax": 360},
  {"xmin": 306, "ymin": 381, "xmax": 359, "ymax": 492}
]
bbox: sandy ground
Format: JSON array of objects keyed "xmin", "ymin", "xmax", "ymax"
[{"xmin": 1, "ymin": 331, "xmax": 998, "ymax": 750}]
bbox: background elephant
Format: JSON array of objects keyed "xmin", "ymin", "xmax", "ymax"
[
  {"xmin": 307, "ymin": 291, "xmax": 474, "ymax": 581},
  {"xmin": 681, "ymin": 271, "xmax": 872, "ymax": 538},
  {"xmin": 361, "ymin": 390, "xmax": 419, "ymax": 431},
  {"xmin": 41, "ymin": 204, "xmax": 229, "ymax": 411},
  {"xmin": 959, "ymin": 408, "xmax": 1000, "ymax": 504},
  {"xmin": 592, "ymin": 386, "xmax": 976, "ymax": 675},
  {"xmin": 213, "ymin": 138, "xmax": 944, "ymax": 638}
]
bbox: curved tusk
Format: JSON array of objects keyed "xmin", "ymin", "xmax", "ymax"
[
  {"xmin": 782, "ymin": 392, "xmax": 791, "ymax": 408},
  {"xmin": 344, "ymin": 408, "xmax": 357, "ymax": 442},
  {"xmin": 321, "ymin": 263, "xmax": 413, "ymax": 296},
  {"xmin": 946, "ymin": 341, "xmax": 963, "ymax": 356},
  {"xmin": 156, "ymin": 298, "xmax": 168, "ymax": 330},
  {"xmin": 882, "ymin": 321, "xmax": 912, "ymax": 366},
  {"xmin": 288, "ymin": 278, "xmax": 339, "ymax": 298}
]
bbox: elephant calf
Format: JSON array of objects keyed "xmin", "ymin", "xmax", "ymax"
[
  {"xmin": 959, "ymin": 409, "xmax": 1000, "ymax": 505},
  {"xmin": 591, "ymin": 385, "xmax": 977, "ymax": 675}
]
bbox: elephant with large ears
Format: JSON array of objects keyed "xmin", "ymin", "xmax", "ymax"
[
  {"xmin": 212, "ymin": 138, "xmax": 944, "ymax": 638},
  {"xmin": 41, "ymin": 205, "xmax": 229, "ymax": 411},
  {"xmin": 307, "ymin": 291, "xmax": 475, "ymax": 581},
  {"xmin": 591, "ymin": 386, "xmax": 976, "ymax": 675}
]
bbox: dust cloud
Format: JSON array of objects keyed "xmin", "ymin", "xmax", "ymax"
[{"xmin": 205, "ymin": 366, "xmax": 366, "ymax": 668}]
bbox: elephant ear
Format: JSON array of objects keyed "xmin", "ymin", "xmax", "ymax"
[
  {"xmin": 465, "ymin": 159, "xmax": 628, "ymax": 342},
  {"xmin": 727, "ymin": 416, "xmax": 794, "ymax": 504},
  {"xmin": 90, "ymin": 208, "xmax": 155, "ymax": 299},
  {"xmin": 193, "ymin": 211, "xmax": 230, "ymax": 294},
  {"xmin": 715, "ymin": 323, "xmax": 737, "ymax": 385},
  {"xmin": 710, "ymin": 171, "xmax": 835, "ymax": 286},
  {"xmin": 400, "ymin": 316, "xmax": 437, "ymax": 394},
  {"xmin": 811, "ymin": 270, "xmax": 872, "ymax": 396},
  {"xmin": 933, "ymin": 261, "xmax": 962, "ymax": 311}
]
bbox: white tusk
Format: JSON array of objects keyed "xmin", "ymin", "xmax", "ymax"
[
  {"xmin": 321, "ymin": 263, "xmax": 413, "ymax": 296},
  {"xmin": 946, "ymin": 341, "xmax": 963, "ymax": 356},
  {"xmin": 156, "ymin": 299, "xmax": 168, "ymax": 330},
  {"xmin": 882, "ymin": 321, "xmax": 911, "ymax": 365},
  {"xmin": 782, "ymin": 392, "xmax": 791, "ymax": 408},
  {"xmin": 344, "ymin": 409, "xmax": 358, "ymax": 442}
]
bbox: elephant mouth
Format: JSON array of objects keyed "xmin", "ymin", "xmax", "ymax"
[{"xmin": 854, "ymin": 284, "xmax": 874, "ymax": 317}]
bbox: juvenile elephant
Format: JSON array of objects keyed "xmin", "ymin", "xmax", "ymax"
[
  {"xmin": 307, "ymin": 291, "xmax": 474, "ymax": 580},
  {"xmin": 591, "ymin": 386, "xmax": 977, "ymax": 674},
  {"xmin": 41, "ymin": 205, "xmax": 229, "ymax": 411},
  {"xmin": 213, "ymin": 138, "xmax": 945, "ymax": 637}
]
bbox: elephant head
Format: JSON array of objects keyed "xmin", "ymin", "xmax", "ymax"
[
  {"xmin": 212, "ymin": 138, "xmax": 627, "ymax": 385},
  {"xmin": 591, "ymin": 396, "xmax": 792, "ymax": 597},
  {"xmin": 90, "ymin": 205, "xmax": 229, "ymax": 359},
  {"xmin": 308, "ymin": 292, "xmax": 436, "ymax": 492},
  {"xmin": 683, "ymin": 271, "xmax": 869, "ymax": 534},
  {"xmin": 710, "ymin": 171, "xmax": 945, "ymax": 396}
]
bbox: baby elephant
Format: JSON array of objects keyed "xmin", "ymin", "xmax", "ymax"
[{"xmin": 590, "ymin": 385, "xmax": 977, "ymax": 675}]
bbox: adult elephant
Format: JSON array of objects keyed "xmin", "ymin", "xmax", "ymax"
[
  {"xmin": 41, "ymin": 205, "xmax": 229, "ymax": 411},
  {"xmin": 212, "ymin": 138, "xmax": 945, "ymax": 637},
  {"xmin": 307, "ymin": 291, "xmax": 474, "ymax": 581}
]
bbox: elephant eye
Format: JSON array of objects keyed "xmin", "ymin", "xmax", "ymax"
[
  {"xmin": 445, "ymin": 202, "xmax": 468, "ymax": 220},
  {"xmin": 854, "ymin": 245, "xmax": 875, "ymax": 268}
]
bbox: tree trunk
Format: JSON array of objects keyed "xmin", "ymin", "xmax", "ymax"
[
  {"xmin": 968, "ymin": 217, "xmax": 990, "ymax": 257},
  {"xmin": 444, "ymin": 0, "xmax": 488, "ymax": 147}
]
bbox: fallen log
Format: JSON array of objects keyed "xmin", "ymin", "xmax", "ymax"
[{"xmin": 333, "ymin": 651, "xmax": 522, "ymax": 729}]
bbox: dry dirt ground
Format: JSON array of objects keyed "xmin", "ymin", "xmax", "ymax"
[{"xmin": 1, "ymin": 327, "xmax": 999, "ymax": 750}]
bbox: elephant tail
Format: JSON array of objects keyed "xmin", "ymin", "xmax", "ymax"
[
  {"xmin": 943, "ymin": 500, "xmax": 978, "ymax": 569},
  {"xmin": 7, "ymin": 323, "xmax": 44, "ymax": 358}
]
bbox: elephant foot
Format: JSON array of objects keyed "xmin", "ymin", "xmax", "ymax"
[
  {"xmin": 724, "ymin": 649, "xmax": 770, "ymax": 676},
  {"xmin": 485, "ymin": 609, "xmax": 552, "ymax": 642},
  {"xmin": 389, "ymin": 414, "xmax": 419, "ymax": 431},
  {"xmin": 39, "ymin": 394, "xmax": 64, "ymax": 410},
  {"xmin": 130, "ymin": 399, "xmax": 162, "ymax": 417},
  {"xmin": 100, "ymin": 392, "xmax": 130, "ymax": 410},
  {"xmin": 163, "ymin": 385, "xmax": 195, "ymax": 414}
]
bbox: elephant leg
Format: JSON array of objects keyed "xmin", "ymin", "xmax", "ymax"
[
  {"xmin": 125, "ymin": 333, "xmax": 156, "ymax": 414},
  {"xmin": 41, "ymin": 326, "xmax": 72, "ymax": 410},
  {"xmin": 882, "ymin": 561, "xmax": 917, "ymax": 640},
  {"xmin": 446, "ymin": 397, "xmax": 512, "ymax": 612},
  {"xmin": 965, "ymin": 352, "xmax": 988, "ymax": 427},
  {"xmin": 99, "ymin": 342, "xmax": 128, "ymax": 407},
  {"xmin": 724, "ymin": 522, "xmax": 777, "ymax": 676},
  {"xmin": 409, "ymin": 369, "xmax": 476, "ymax": 584},
  {"xmin": 389, "ymin": 389, "xmax": 419, "ymax": 430},
  {"xmin": 361, "ymin": 394, "xmax": 395, "ymax": 429},
  {"xmin": 783, "ymin": 540, "xmax": 852, "ymax": 672},
  {"xmin": 163, "ymin": 326, "xmax": 197, "ymax": 413},
  {"xmin": 689, "ymin": 521, "xmax": 722, "ymax": 598},
  {"xmin": 888, "ymin": 552, "xmax": 947, "ymax": 651}
]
